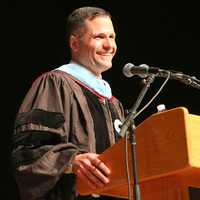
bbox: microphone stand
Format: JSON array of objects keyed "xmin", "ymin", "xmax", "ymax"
[{"xmin": 120, "ymin": 74, "xmax": 156, "ymax": 200}]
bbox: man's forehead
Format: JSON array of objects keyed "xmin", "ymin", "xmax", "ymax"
[{"xmin": 84, "ymin": 16, "xmax": 115, "ymax": 33}]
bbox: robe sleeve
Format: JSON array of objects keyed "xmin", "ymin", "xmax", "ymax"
[{"xmin": 11, "ymin": 71, "xmax": 83, "ymax": 200}]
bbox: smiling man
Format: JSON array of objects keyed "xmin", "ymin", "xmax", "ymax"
[
  {"xmin": 12, "ymin": 7, "xmax": 125, "ymax": 200},
  {"xmin": 69, "ymin": 13, "xmax": 117, "ymax": 76}
]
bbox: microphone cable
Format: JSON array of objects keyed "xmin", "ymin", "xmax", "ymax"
[
  {"xmin": 124, "ymin": 71, "xmax": 170, "ymax": 200},
  {"xmin": 125, "ymin": 127, "xmax": 133, "ymax": 200},
  {"xmin": 130, "ymin": 71, "xmax": 170, "ymax": 120}
]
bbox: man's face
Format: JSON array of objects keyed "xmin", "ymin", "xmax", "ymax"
[{"xmin": 71, "ymin": 16, "xmax": 117, "ymax": 76}]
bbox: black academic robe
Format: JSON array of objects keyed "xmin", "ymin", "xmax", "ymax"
[{"xmin": 11, "ymin": 70, "xmax": 125, "ymax": 200}]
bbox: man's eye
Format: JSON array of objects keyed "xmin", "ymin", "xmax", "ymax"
[
  {"xmin": 95, "ymin": 35, "xmax": 103, "ymax": 39},
  {"xmin": 110, "ymin": 35, "xmax": 115, "ymax": 39}
]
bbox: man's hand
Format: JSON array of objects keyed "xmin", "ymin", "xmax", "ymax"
[{"xmin": 72, "ymin": 153, "xmax": 111, "ymax": 190}]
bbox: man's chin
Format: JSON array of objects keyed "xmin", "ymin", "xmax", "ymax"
[{"xmin": 101, "ymin": 61, "xmax": 112, "ymax": 69}]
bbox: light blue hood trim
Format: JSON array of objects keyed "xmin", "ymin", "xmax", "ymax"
[{"xmin": 55, "ymin": 62, "xmax": 112, "ymax": 98}]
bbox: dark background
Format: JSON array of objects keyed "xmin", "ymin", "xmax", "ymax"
[{"xmin": 4, "ymin": 1, "xmax": 200, "ymax": 199}]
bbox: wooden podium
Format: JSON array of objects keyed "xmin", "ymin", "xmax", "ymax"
[{"xmin": 76, "ymin": 107, "xmax": 200, "ymax": 199}]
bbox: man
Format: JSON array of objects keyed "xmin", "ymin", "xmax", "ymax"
[{"xmin": 12, "ymin": 6, "xmax": 125, "ymax": 200}]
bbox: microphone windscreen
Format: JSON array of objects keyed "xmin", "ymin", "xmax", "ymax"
[{"xmin": 122, "ymin": 63, "xmax": 134, "ymax": 77}]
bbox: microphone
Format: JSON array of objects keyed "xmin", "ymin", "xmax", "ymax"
[
  {"xmin": 122, "ymin": 63, "xmax": 187, "ymax": 80},
  {"xmin": 122, "ymin": 63, "xmax": 161, "ymax": 78},
  {"xmin": 122, "ymin": 63, "xmax": 200, "ymax": 89}
]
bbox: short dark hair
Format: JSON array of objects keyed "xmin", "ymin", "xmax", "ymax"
[{"xmin": 66, "ymin": 7, "xmax": 111, "ymax": 42}]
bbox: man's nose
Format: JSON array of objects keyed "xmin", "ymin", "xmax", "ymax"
[{"xmin": 103, "ymin": 38, "xmax": 114, "ymax": 49}]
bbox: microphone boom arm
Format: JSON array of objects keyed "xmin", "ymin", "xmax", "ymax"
[
  {"xmin": 120, "ymin": 74, "xmax": 156, "ymax": 137},
  {"xmin": 157, "ymin": 70, "xmax": 200, "ymax": 90}
]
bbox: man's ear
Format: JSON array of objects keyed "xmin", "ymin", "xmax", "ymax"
[{"xmin": 69, "ymin": 35, "xmax": 79, "ymax": 52}]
